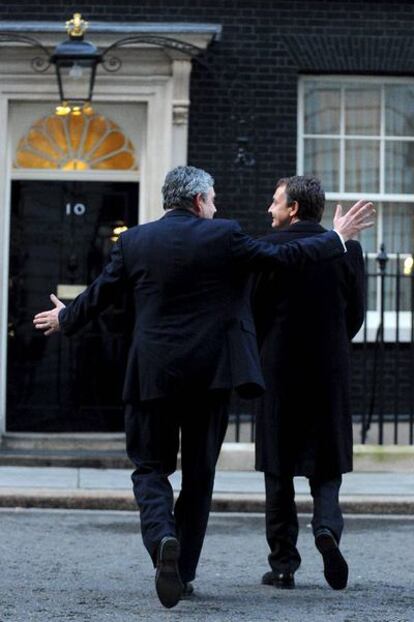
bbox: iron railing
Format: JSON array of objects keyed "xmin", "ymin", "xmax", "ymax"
[{"xmin": 227, "ymin": 245, "xmax": 414, "ymax": 445}]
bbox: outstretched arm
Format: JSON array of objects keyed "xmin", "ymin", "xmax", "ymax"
[
  {"xmin": 33, "ymin": 240, "xmax": 126, "ymax": 337},
  {"xmin": 232, "ymin": 200, "xmax": 375, "ymax": 270}
]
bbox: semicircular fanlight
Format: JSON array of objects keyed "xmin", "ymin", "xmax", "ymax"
[{"xmin": 14, "ymin": 111, "xmax": 138, "ymax": 171}]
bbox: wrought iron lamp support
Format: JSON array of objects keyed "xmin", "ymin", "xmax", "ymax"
[{"xmin": 0, "ymin": 33, "xmax": 50, "ymax": 72}]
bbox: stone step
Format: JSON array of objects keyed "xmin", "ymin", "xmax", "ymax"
[
  {"xmin": 0, "ymin": 448, "xmax": 130, "ymax": 469},
  {"xmin": 0, "ymin": 433, "xmax": 128, "ymax": 468},
  {"xmin": 1, "ymin": 432, "xmax": 125, "ymax": 452}
]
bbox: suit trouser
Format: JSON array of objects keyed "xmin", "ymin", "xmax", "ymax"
[
  {"xmin": 264, "ymin": 473, "xmax": 344, "ymax": 574},
  {"xmin": 125, "ymin": 390, "xmax": 230, "ymax": 583}
]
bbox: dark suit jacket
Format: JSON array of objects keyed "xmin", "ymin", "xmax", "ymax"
[
  {"xmin": 253, "ymin": 221, "xmax": 365, "ymax": 478},
  {"xmin": 59, "ymin": 210, "xmax": 344, "ymax": 403}
]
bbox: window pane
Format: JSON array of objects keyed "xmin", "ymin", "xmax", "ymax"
[
  {"xmin": 385, "ymin": 141, "xmax": 414, "ymax": 194},
  {"xmin": 304, "ymin": 139, "xmax": 339, "ymax": 192},
  {"xmin": 304, "ymin": 84, "xmax": 340, "ymax": 134},
  {"xmin": 345, "ymin": 139, "xmax": 380, "ymax": 192},
  {"xmin": 385, "ymin": 85, "xmax": 414, "ymax": 136},
  {"xmin": 382, "ymin": 202, "xmax": 414, "ymax": 253},
  {"xmin": 358, "ymin": 225, "xmax": 377, "ymax": 254},
  {"xmin": 345, "ymin": 87, "xmax": 381, "ymax": 135}
]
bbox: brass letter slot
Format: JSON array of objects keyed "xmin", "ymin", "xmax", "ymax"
[{"xmin": 57, "ymin": 284, "xmax": 87, "ymax": 300}]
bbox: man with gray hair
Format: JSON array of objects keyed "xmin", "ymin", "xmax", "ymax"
[{"xmin": 34, "ymin": 165, "xmax": 374, "ymax": 609}]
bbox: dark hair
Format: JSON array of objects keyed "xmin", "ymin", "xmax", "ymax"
[{"xmin": 276, "ymin": 175, "xmax": 325, "ymax": 222}]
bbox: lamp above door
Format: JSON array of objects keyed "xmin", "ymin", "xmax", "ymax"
[{"xmin": 50, "ymin": 14, "xmax": 102, "ymax": 115}]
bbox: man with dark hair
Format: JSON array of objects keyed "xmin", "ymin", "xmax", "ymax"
[
  {"xmin": 253, "ymin": 175, "xmax": 365, "ymax": 591},
  {"xmin": 276, "ymin": 176, "xmax": 325, "ymax": 222},
  {"xmin": 34, "ymin": 167, "xmax": 372, "ymax": 608}
]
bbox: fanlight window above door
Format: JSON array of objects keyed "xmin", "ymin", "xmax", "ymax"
[{"xmin": 14, "ymin": 111, "xmax": 138, "ymax": 171}]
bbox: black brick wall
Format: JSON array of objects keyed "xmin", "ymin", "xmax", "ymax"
[
  {"xmin": 3, "ymin": 1, "xmax": 414, "ymax": 234},
  {"xmin": 351, "ymin": 343, "xmax": 414, "ymax": 419}
]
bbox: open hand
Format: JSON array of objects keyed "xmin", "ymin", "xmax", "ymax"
[
  {"xmin": 33, "ymin": 294, "xmax": 65, "ymax": 336},
  {"xmin": 333, "ymin": 200, "xmax": 375, "ymax": 241}
]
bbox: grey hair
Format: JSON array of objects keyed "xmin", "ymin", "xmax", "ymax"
[{"xmin": 162, "ymin": 165, "xmax": 214, "ymax": 210}]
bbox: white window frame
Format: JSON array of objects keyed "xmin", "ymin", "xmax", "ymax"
[{"xmin": 298, "ymin": 75, "xmax": 414, "ymax": 342}]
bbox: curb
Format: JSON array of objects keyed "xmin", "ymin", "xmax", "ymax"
[{"xmin": 1, "ymin": 489, "xmax": 414, "ymax": 514}]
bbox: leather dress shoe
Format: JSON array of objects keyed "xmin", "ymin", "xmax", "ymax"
[
  {"xmin": 315, "ymin": 529, "xmax": 348, "ymax": 590},
  {"xmin": 155, "ymin": 536, "xmax": 184, "ymax": 608},
  {"xmin": 181, "ymin": 582, "xmax": 194, "ymax": 599},
  {"xmin": 261, "ymin": 570, "xmax": 295, "ymax": 589}
]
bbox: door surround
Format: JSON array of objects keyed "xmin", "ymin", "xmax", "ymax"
[{"xmin": 0, "ymin": 22, "xmax": 219, "ymax": 436}]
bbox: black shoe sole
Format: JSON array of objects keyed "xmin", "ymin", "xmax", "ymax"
[
  {"xmin": 261, "ymin": 572, "xmax": 295, "ymax": 589},
  {"xmin": 155, "ymin": 537, "xmax": 183, "ymax": 608},
  {"xmin": 315, "ymin": 533, "xmax": 348, "ymax": 590}
]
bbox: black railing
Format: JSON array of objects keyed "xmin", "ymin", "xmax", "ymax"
[
  {"xmin": 227, "ymin": 245, "xmax": 414, "ymax": 445},
  {"xmin": 357, "ymin": 246, "xmax": 414, "ymax": 445}
]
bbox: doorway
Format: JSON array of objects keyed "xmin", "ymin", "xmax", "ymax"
[{"xmin": 7, "ymin": 180, "xmax": 138, "ymax": 432}]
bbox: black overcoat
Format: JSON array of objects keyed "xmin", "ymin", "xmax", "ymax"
[
  {"xmin": 59, "ymin": 211, "xmax": 344, "ymax": 404},
  {"xmin": 253, "ymin": 221, "xmax": 364, "ymax": 478}
]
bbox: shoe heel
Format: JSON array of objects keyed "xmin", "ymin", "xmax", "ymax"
[
  {"xmin": 160, "ymin": 538, "xmax": 180, "ymax": 562},
  {"xmin": 316, "ymin": 533, "xmax": 337, "ymax": 554}
]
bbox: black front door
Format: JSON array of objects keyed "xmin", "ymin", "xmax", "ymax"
[{"xmin": 7, "ymin": 180, "xmax": 138, "ymax": 432}]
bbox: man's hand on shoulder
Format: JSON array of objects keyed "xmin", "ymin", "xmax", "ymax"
[
  {"xmin": 333, "ymin": 200, "xmax": 375, "ymax": 242},
  {"xmin": 33, "ymin": 294, "xmax": 65, "ymax": 336}
]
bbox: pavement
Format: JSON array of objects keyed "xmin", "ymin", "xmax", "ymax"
[
  {"xmin": 1, "ymin": 510, "xmax": 413, "ymax": 621},
  {"xmin": 1, "ymin": 466, "xmax": 414, "ymax": 513}
]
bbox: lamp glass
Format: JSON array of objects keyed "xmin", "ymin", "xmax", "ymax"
[{"xmin": 56, "ymin": 61, "xmax": 94, "ymax": 103}]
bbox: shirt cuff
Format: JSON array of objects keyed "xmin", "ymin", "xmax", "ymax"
[
  {"xmin": 58, "ymin": 307, "xmax": 66, "ymax": 328},
  {"xmin": 333, "ymin": 229, "xmax": 347, "ymax": 252}
]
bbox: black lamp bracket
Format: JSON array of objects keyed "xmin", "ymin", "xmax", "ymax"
[
  {"xmin": 0, "ymin": 33, "xmax": 50, "ymax": 72},
  {"xmin": 101, "ymin": 34, "xmax": 208, "ymax": 73}
]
